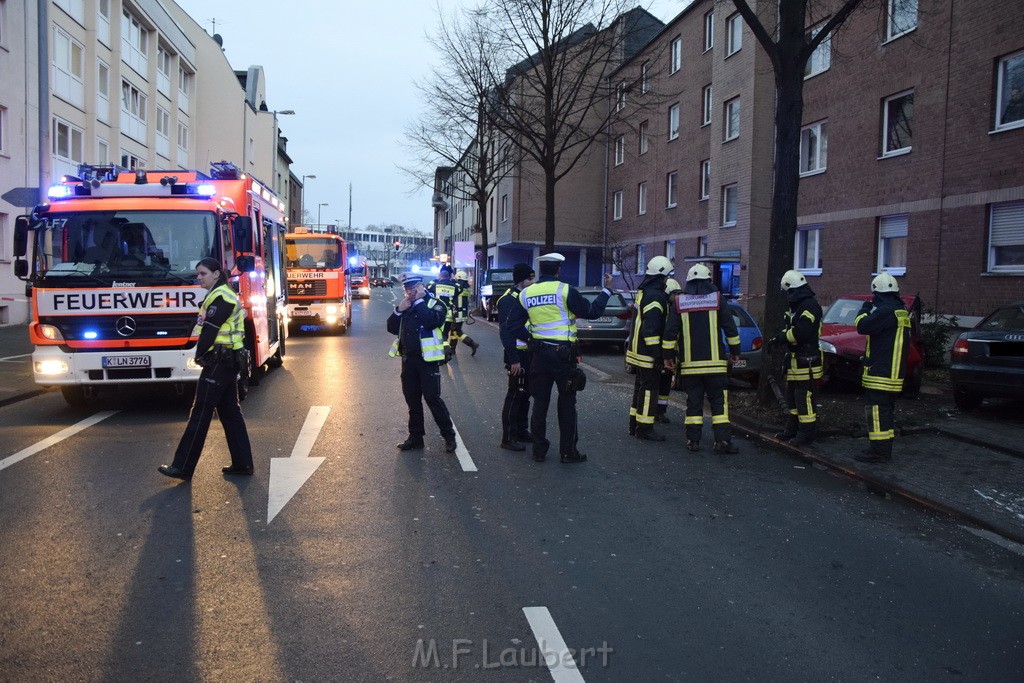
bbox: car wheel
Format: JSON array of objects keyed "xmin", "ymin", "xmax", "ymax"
[{"xmin": 953, "ymin": 387, "xmax": 983, "ymax": 411}]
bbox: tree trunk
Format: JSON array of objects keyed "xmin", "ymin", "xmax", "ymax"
[{"xmin": 544, "ymin": 163, "xmax": 557, "ymax": 253}]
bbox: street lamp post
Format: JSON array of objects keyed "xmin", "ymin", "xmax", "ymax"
[
  {"xmin": 300, "ymin": 174, "xmax": 316, "ymax": 226},
  {"xmin": 317, "ymin": 203, "xmax": 329, "ymax": 231}
]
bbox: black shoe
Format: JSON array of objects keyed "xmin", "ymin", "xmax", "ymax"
[
  {"xmin": 511, "ymin": 432, "xmax": 534, "ymax": 443},
  {"xmin": 444, "ymin": 438, "xmax": 458, "ymax": 453},
  {"xmin": 500, "ymin": 440, "xmax": 526, "ymax": 452},
  {"xmin": 774, "ymin": 431, "xmax": 797, "ymax": 441},
  {"xmin": 713, "ymin": 440, "xmax": 739, "ymax": 454},
  {"xmin": 397, "ymin": 437, "xmax": 425, "ymax": 451},
  {"xmin": 788, "ymin": 432, "xmax": 814, "ymax": 447},
  {"xmin": 635, "ymin": 428, "xmax": 666, "ymax": 442},
  {"xmin": 222, "ymin": 465, "xmax": 254, "ymax": 475},
  {"xmin": 560, "ymin": 451, "xmax": 587, "ymax": 463},
  {"xmin": 686, "ymin": 440, "xmax": 700, "ymax": 452},
  {"xmin": 532, "ymin": 451, "xmax": 547, "ymax": 462},
  {"xmin": 854, "ymin": 449, "xmax": 892, "ymax": 463},
  {"xmin": 468, "ymin": 339, "xmax": 479, "ymax": 356},
  {"xmin": 157, "ymin": 464, "xmax": 192, "ymax": 481}
]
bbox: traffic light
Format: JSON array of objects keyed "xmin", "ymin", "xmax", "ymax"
[{"xmin": 393, "ymin": 240, "xmax": 401, "ymax": 251}]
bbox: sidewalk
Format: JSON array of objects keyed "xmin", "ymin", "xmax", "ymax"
[{"xmin": 0, "ymin": 324, "xmax": 49, "ymax": 407}]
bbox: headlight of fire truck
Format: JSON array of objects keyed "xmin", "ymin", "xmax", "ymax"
[
  {"xmin": 34, "ymin": 359, "xmax": 69, "ymax": 375},
  {"xmin": 38, "ymin": 324, "xmax": 65, "ymax": 342},
  {"xmin": 325, "ymin": 305, "xmax": 338, "ymax": 315},
  {"xmin": 186, "ymin": 357, "xmax": 202, "ymax": 370}
]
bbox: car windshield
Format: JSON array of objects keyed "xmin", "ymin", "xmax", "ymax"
[
  {"xmin": 35, "ymin": 210, "xmax": 216, "ymax": 281},
  {"xmin": 286, "ymin": 237, "xmax": 343, "ymax": 269},
  {"xmin": 728, "ymin": 305, "xmax": 754, "ymax": 327},
  {"xmin": 823, "ymin": 298, "xmax": 867, "ymax": 325},
  {"xmin": 978, "ymin": 305, "xmax": 1024, "ymax": 331}
]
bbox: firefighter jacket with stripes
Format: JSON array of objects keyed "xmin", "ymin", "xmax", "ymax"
[
  {"xmin": 626, "ymin": 278, "xmax": 670, "ymax": 369},
  {"xmin": 502, "ymin": 277, "xmax": 611, "ymax": 362},
  {"xmin": 496, "ymin": 285, "xmax": 530, "ymax": 364},
  {"xmin": 386, "ymin": 293, "xmax": 448, "ymax": 363},
  {"xmin": 193, "ymin": 283, "xmax": 245, "ymax": 358},
  {"xmin": 782, "ymin": 286, "xmax": 824, "ymax": 381},
  {"xmin": 454, "ymin": 279, "xmax": 471, "ymax": 322},
  {"xmin": 426, "ymin": 278, "xmax": 461, "ymax": 322},
  {"xmin": 855, "ymin": 292, "xmax": 911, "ymax": 393},
  {"xmin": 663, "ymin": 282, "xmax": 741, "ymax": 376}
]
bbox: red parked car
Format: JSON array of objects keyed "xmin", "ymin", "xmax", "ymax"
[{"xmin": 818, "ymin": 294, "xmax": 925, "ymax": 395}]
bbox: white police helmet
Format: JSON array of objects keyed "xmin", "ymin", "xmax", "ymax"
[
  {"xmin": 780, "ymin": 269, "xmax": 807, "ymax": 291},
  {"xmin": 646, "ymin": 255, "xmax": 674, "ymax": 276},
  {"xmin": 686, "ymin": 264, "xmax": 712, "ymax": 281},
  {"xmin": 871, "ymin": 273, "xmax": 899, "ymax": 293},
  {"xmin": 665, "ymin": 278, "xmax": 682, "ymax": 294}
]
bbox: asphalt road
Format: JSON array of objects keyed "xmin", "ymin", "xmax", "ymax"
[{"xmin": 1, "ymin": 290, "xmax": 1022, "ymax": 681}]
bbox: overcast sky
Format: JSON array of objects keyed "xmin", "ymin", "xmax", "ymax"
[{"xmin": 172, "ymin": 0, "xmax": 690, "ymax": 234}]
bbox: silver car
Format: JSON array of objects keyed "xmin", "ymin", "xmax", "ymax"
[{"xmin": 575, "ymin": 288, "xmax": 632, "ymax": 351}]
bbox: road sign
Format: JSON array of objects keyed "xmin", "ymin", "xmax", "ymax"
[{"xmin": 1, "ymin": 187, "xmax": 41, "ymax": 208}]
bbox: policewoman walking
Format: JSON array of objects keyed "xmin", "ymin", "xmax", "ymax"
[{"xmin": 158, "ymin": 258, "xmax": 253, "ymax": 481}]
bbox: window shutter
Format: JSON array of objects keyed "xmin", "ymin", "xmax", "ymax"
[
  {"xmin": 879, "ymin": 214, "xmax": 908, "ymax": 238},
  {"xmin": 990, "ymin": 201, "xmax": 1024, "ymax": 246}
]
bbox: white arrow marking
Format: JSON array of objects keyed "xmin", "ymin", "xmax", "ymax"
[
  {"xmin": 267, "ymin": 406, "xmax": 330, "ymax": 523},
  {"xmin": 522, "ymin": 606, "xmax": 585, "ymax": 682},
  {"xmin": 0, "ymin": 411, "xmax": 119, "ymax": 473},
  {"xmin": 452, "ymin": 424, "xmax": 477, "ymax": 472}
]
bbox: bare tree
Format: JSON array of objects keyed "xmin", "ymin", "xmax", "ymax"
[
  {"xmin": 484, "ymin": 0, "xmax": 661, "ymax": 252},
  {"xmin": 729, "ymin": 0, "xmax": 870, "ymax": 402}
]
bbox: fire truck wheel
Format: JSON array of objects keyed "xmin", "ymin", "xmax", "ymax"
[
  {"xmin": 269, "ymin": 325, "xmax": 285, "ymax": 368},
  {"xmin": 61, "ymin": 385, "xmax": 96, "ymax": 407},
  {"xmin": 245, "ymin": 331, "xmax": 263, "ymax": 386}
]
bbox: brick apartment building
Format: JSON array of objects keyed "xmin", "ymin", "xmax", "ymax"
[{"xmin": 608, "ymin": 0, "xmax": 1023, "ymax": 323}]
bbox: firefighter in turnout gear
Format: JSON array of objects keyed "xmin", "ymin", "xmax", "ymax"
[
  {"xmin": 663, "ymin": 264, "xmax": 742, "ymax": 454},
  {"xmin": 503, "ymin": 253, "xmax": 614, "ymax": 463},
  {"xmin": 387, "ymin": 273, "xmax": 458, "ymax": 454},
  {"xmin": 497, "ymin": 263, "xmax": 536, "ymax": 451},
  {"xmin": 854, "ymin": 273, "xmax": 911, "ymax": 464},
  {"xmin": 627, "ymin": 256, "xmax": 674, "ymax": 442},
  {"xmin": 449, "ymin": 269, "xmax": 480, "ymax": 355},
  {"xmin": 426, "ymin": 265, "xmax": 458, "ymax": 362},
  {"xmin": 158, "ymin": 258, "xmax": 253, "ymax": 481},
  {"xmin": 772, "ymin": 270, "xmax": 824, "ymax": 447},
  {"xmin": 656, "ymin": 278, "xmax": 683, "ymax": 423}
]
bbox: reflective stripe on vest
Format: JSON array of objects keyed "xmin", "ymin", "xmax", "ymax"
[
  {"xmin": 388, "ymin": 300, "xmax": 447, "ymax": 362},
  {"xmin": 497, "ymin": 287, "xmax": 530, "ymax": 349},
  {"xmin": 195, "ymin": 283, "xmax": 245, "ymax": 350},
  {"xmin": 520, "ymin": 281, "xmax": 575, "ymax": 342}
]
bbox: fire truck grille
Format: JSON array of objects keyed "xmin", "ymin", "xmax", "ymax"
[
  {"xmin": 44, "ymin": 313, "xmax": 197, "ymax": 341},
  {"xmin": 288, "ymin": 280, "xmax": 327, "ymax": 296}
]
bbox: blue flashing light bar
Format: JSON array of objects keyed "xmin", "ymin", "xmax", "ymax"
[
  {"xmin": 47, "ymin": 185, "xmax": 74, "ymax": 199},
  {"xmin": 349, "ymin": 256, "xmax": 359, "ymax": 265},
  {"xmin": 83, "ymin": 331, "xmax": 98, "ymax": 340},
  {"xmin": 192, "ymin": 184, "xmax": 217, "ymax": 197}
]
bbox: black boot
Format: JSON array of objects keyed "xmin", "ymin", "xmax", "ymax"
[
  {"xmin": 465, "ymin": 337, "xmax": 479, "ymax": 356},
  {"xmin": 635, "ymin": 426, "xmax": 666, "ymax": 442},
  {"xmin": 775, "ymin": 415, "xmax": 799, "ymax": 441},
  {"xmin": 788, "ymin": 423, "xmax": 816, "ymax": 447},
  {"xmin": 397, "ymin": 436, "xmax": 424, "ymax": 450},
  {"xmin": 855, "ymin": 441, "xmax": 893, "ymax": 463},
  {"xmin": 628, "ymin": 415, "xmax": 637, "ymax": 436}
]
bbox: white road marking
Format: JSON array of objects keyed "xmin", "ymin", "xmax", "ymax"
[
  {"xmin": 963, "ymin": 526, "xmax": 1024, "ymax": 557},
  {"xmin": 0, "ymin": 411, "xmax": 119, "ymax": 473},
  {"xmin": 452, "ymin": 424, "xmax": 477, "ymax": 472},
  {"xmin": 0, "ymin": 353, "xmax": 31, "ymax": 362},
  {"xmin": 577, "ymin": 361, "xmax": 611, "ymax": 382},
  {"xmin": 522, "ymin": 606, "xmax": 585, "ymax": 682},
  {"xmin": 267, "ymin": 406, "xmax": 330, "ymax": 523}
]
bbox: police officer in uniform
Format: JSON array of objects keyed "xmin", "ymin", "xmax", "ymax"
[
  {"xmin": 854, "ymin": 273, "xmax": 911, "ymax": 464},
  {"xmin": 503, "ymin": 253, "xmax": 614, "ymax": 463},
  {"xmin": 449, "ymin": 269, "xmax": 480, "ymax": 355},
  {"xmin": 158, "ymin": 258, "xmax": 253, "ymax": 480},
  {"xmin": 772, "ymin": 270, "xmax": 824, "ymax": 446},
  {"xmin": 497, "ymin": 263, "xmax": 536, "ymax": 451},
  {"xmin": 387, "ymin": 274, "xmax": 458, "ymax": 453},
  {"xmin": 627, "ymin": 256, "xmax": 674, "ymax": 442},
  {"xmin": 663, "ymin": 264, "xmax": 742, "ymax": 454}
]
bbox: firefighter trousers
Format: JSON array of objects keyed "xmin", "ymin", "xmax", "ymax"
[
  {"xmin": 630, "ymin": 366, "xmax": 661, "ymax": 428},
  {"xmin": 681, "ymin": 373, "xmax": 731, "ymax": 443},
  {"xmin": 865, "ymin": 388, "xmax": 897, "ymax": 452}
]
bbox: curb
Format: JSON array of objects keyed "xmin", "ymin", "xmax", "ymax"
[{"xmin": 730, "ymin": 413, "xmax": 1024, "ymax": 546}]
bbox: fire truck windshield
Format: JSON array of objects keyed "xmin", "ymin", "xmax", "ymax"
[
  {"xmin": 35, "ymin": 210, "xmax": 217, "ymax": 281},
  {"xmin": 286, "ymin": 237, "xmax": 343, "ymax": 269}
]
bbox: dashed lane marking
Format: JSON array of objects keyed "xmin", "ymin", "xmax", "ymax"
[
  {"xmin": 452, "ymin": 424, "xmax": 477, "ymax": 472},
  {"xmin": 0, "ymin": 411, "xmax": 119, "ymax": 473},
  {"xmin": 0, "ymin": 353, "xmax": 31, "ymax": 362},
  {"xmin": 522, "ymin": 606, "xmax": 586, "ymax": 682}
]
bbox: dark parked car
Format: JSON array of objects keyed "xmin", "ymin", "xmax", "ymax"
[
  {"xmin": 575, "ymin": 288, "xmax": 632, "ymax": 351},
  {"xmin": 950, "ymin": 301, "xmax": 1024, "ymax": 411},
  {"xmin": 818, "ymin": 294, "xmax": 925, "ymax": 395}
]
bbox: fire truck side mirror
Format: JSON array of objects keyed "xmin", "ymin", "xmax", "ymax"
[
  {"xmin": 13, "ymin": 216, "xmax": 30, "ymax": 258},
  {"xmin": 14, "ymin": 260, "xmax": 29, "ymax": 278},
  {"xmin": 236, "ymin": 255, "xmax": 256, "ymax": 273},
  {"xmin": 232, "ymin": 216, "xmax": 254, "ymax": 253}
]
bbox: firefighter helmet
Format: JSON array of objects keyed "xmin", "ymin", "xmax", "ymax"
[
  {"xmin": 455, "ymin": 270, "xmax": 468, "ymax": 280},
  {"xmin": 686, "ymin": 264, "xmax": 712, "ymax": 281},
  {"xmin": 871, "ymin": 273, "xmax": 900, "ymax": 292},
  {"xmin": 645, "ymin": 255, "xmax": 674, "ymax": 276},
  {"xmin": 780, "ymin": 269, "xmax": 807, "ymax": 291},
  {"xmin": 665, "ymin": 278, "xmax": 682, "ymax": 294}
]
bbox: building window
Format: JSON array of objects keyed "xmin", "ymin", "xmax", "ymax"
[
  {"xmin": 0, "ymin": 106, "xmax": 7, "ymax": 156},
  {"xmin": 882, "ymin": 90, "xmax": 913, "ymax": 156},
  {"xmin": 613, "ymin": 190, "xmax": 623, "ymax": 220},
  {"xmin": 726, "ymin": 13, "xmax": 742, "ymax": 57},
  {"xmin": 700, "ymin": 159, "xmax": 711, "ymax": 200},
  {"xmin": 795, "ymin": 225, "xmax": 823, "ymax": 273},
  {"xmin": 612, "ymin": 246, "xmax": 621, "ymax": 275},
  {"xmin": 121, "ymin": 8, "xmax": 149, "ymax": 76},
  {"xmin": 702, "ymin": 85, "xmax": 713, "ymax": 125},
  {"xmin": 722, "ymin": 184, "xmax": 738, "ymax": 227},
  {"xmin": 724, "ymin": 97, "xmax": 740, "ymax": 141},
  {"xmin": 97, "ymin": 0, "xmax": 110, "ymax": 45},
  {"xmin": 120, "ymin": 150, "xmax": 144, "ymax": 170},
  {"xmin": 636, "ymin": 244, "xmax": 646, "ymax": 274},
  {"xmin": 641, "ymin": 61, "xmax": 650, "ymax": 94},
  {"xmin": 995, "ymin": 50, "xmax": 1024, "ymax": 131},
  {"xmin": 178, "ymin": 67, "xmax": 192, "ymax": 113},
  {"xmin": 614, "ymin": 135, "xmax": 625, "ymax": 166},
  {"xmin": 155, "ymin": 106, "xmax": 170, "ymax": 157},
  {"xmin": 97, "ymin": 137, "xmax": 109, "ymax": 164},
  {"xmin": 703, "ymin": 10, "xmax": 714, "ymax": 52},
  {"xmin": 886, "ymin": 0, "xmax": 917, "ymax": 41},
  {"xmin": 53, "ymin": 26, "xmax": 85, "ymax": 108},
  {"xmin": 52, "ymin": 117, "xmax": 84, "ymax": 181},
  {"xmin": 96, "ymin": 61, "xmax": 110, "ymax": 123},
  {"xmin": 666, "ymin": 171, "xmax": 678, "ymax": 208},
  {"xmin": 877, "ymin": 214, "xmax": 908, "ymax": 274},
  {"xmin": 698, "ymin": 236, "xmax": 708, "ymax": 256},
  {"xmin": 177, "ymin": 121, "xmax": 188, "ymax": 152},
  {"xmin": 616, "ymin": 82, "xmax": 626, "ymax": 112},
  {"xmin": 638, "ymin": 182, "xmax": 647, "ymax": 215},
  {"xmin": 54, "ymin": 0, "xmax": 84, "ymax": 22},
  {"xmin": 501, "ymin": 193, "xmax": 508, "ymax": 221},
  {"xmin": 988, "ymin": 200, "xmax": 1024, "ymax": 272},
  {"xmin": 805, "ymin": 23, "xmax": 832, "ymax": 78},
  {"xmin": 668, "ymin": 103, "xmax": 680, "ymax": 140},
  {"xmin": 121, "ymin": 79, "xmax": 148, "ymax": 143},
  {"xmin": 639, "ymin": 120, "xmax": 649, "ymax": 154},
  {"xmin": 665, "ymin": 239, "xmax": 676, "ymax": 260},
  {"xmin": 670, "ymin": 36, "xmax": 681, "ymax": 74},
  {"xmin": 800, "ymin": 120, "xmax": 828, "ymax": 175},
  {"xmin": 157, "ymin": 46, "xmax": 172, "ymax": 96}
]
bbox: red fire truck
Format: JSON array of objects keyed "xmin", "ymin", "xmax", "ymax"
[
  {"xmin": 284, "ymin": 227, "xmax": 352, "ymax": 333},
  {"xmin": 11, "ymin": 162, "xmax": 288, "ymax": 405}
]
